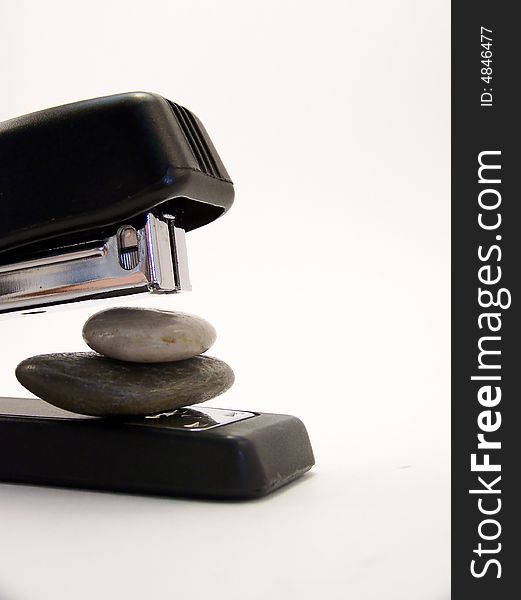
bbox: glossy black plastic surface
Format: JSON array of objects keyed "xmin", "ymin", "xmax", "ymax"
[
  {"xmin": 0, "ymin": 398, "xmax": 314, "ymax": 499},
  {"xmin": 0, "ymin": 92, "xmax": 234, "ymax": 255}
]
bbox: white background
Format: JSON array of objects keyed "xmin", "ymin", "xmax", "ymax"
[{"xmin": 0, "ymin": 1, "xmax": 450, "ymax": 599}]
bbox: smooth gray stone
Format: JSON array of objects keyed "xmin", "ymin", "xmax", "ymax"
[
  {"xmin": 82, "ymin": 307, "xmax": 217, "ymax": 363},
  {"xmin": 16, "ymin": 352, "xmax": 234, "ymax": 417}
]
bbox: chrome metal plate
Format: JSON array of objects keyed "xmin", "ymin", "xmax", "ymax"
[
  {"xmin": 0, "ymin": 397, "xmax": 255, "ymax": 432},
  {"xmin": 0, "ymin": 211, "xmax": 191, "ymax": 315}
]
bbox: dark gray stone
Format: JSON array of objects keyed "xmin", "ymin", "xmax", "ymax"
[
  {"xmin": 82, "ymin": 307, "xmax": 217, "ymax": 363},
  {"xmin": 16, "ymin": 352, "xmax": 234, "ymax": 417}
]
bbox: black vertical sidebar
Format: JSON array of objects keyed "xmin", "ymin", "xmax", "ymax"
[{"xmin": 453, "ymin": 3, "xmax": 520, "ymax": 597}]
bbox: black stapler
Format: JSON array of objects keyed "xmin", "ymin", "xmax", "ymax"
[{"xmin": 0, "ymin": 93, "xmax": 314, "ymax": 499}]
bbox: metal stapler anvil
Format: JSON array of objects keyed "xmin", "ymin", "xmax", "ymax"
[{"xmin": 0, "ymin": 91, "xmax": 233, "ymax": 314}]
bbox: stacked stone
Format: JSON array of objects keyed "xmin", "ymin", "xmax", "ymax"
[{"xmin": 15, "ymin": 307, "xmax": 234, "ymax": 417}]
